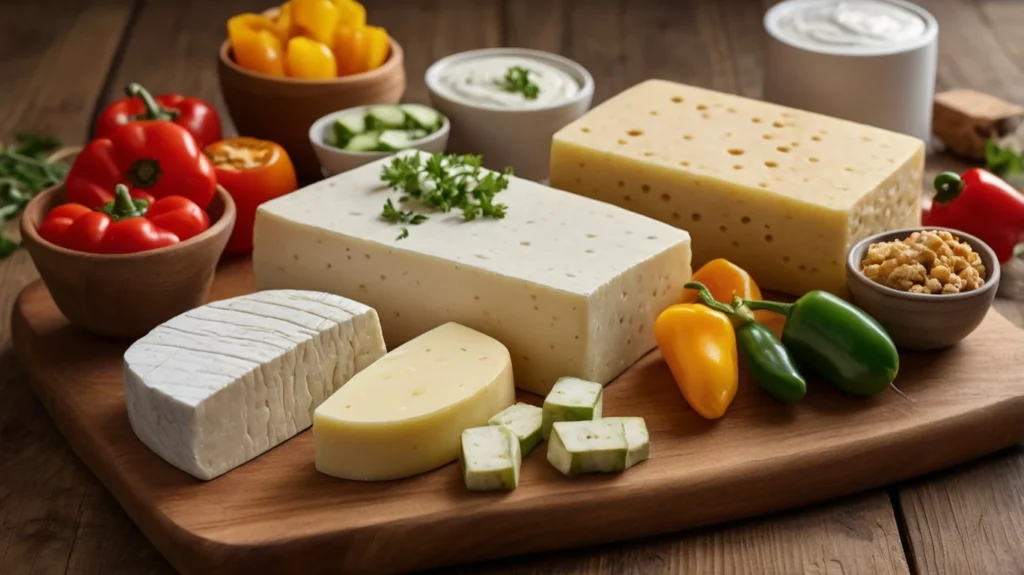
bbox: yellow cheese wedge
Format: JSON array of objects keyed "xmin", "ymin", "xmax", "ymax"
[
  {"xmin": 313, "ymin": 322, "xmax": 515, "ymax": 481},
  {"xmin": 550, "ymin": 79, "xmax": 925, "ymax": 295}
]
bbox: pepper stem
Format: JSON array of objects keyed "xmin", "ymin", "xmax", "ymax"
[
  {"xmin": 742, "ymin": 298, "xmax": 794, "ymax": 317},
  {"xmin": 683, "ymin": 281, "xmax": 756, "ymax": 326},
  {"xmin": 126, "ymin": 82, "xmax": 179, "ymax": 122},
  {"xmin": 105, "ymin": 184, "xmax": 147, "ymax": 220},
  {"xmin": 933, "ymin": 172, "xmax": 965, "ymax": 204}
]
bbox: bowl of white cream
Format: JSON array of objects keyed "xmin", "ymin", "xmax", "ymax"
[
  {"xmin": 425, "ymin": 48, "xmax": 594, "ymax": 181},
  {"xmin": 763, "ymin": 0, "xmax": 938, "ymax": 143}
]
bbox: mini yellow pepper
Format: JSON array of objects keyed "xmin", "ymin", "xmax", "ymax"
[
  {"xmin": 273, "ymin": 2, "xmax": 294, "ymax": 42},
  {"xmin": 655, "ymin": 304, "xmax": 738, "ymax": 419},
  {"xmin": 292, "ymin": 0, "xmax": 339, "ymax": 45},
  {"xmin": 227, "ymin": 14, "xmax": 286, "ymax": 77},
  {"xmin": 286, "ymin": 37, "xmax": 337, "ymax": 79},
  {"xmin": 334, "ymin": 25, "xmax": 390, "ymax": 76},
  {"xmin": 334, "ymin": 0, "xmax": 367, "ymax": 28}
]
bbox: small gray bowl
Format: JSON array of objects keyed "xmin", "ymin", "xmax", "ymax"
[{"xmin": 846, "ymin": 227, "xmax": 1000, "ymax": 351}]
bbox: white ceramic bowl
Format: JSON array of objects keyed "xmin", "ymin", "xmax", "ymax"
[
  {"xmin": 425, "ymin": 48, "xmax": 594, "ymax": 182},
  {"xmin": 308, "ymin": 105, "xmax": 450, "ymax": 177}
]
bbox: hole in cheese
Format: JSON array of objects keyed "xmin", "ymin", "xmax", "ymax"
[
  {"xmin": 581, "ymin": 127, "xmax": 590, "ymax": 133},
  {"xmin": 809, "ymin": 157, "xmax": 820, "ymax": 163},
  {"xmin": 733, "ymin": 164, "xmax": 742, "ymax": 170},
  {"xmin": 777, "ymin": 146, "xmax": 790, "ymax": 153},
  {"xmin": 627, "ymin": 129, "xmax": 643, "ymax": 137},
  {"xmin": 773, "ymin": 121, "xmax": 784, "ymax": 128},
  {"xmin": 697, "ymin": 104, "xmax": 708, "ymax": 111},
  {"xmin": 765, "ymin": 161, "xmax": 778, "ymax": 168},
  {"xmin": 683, "ymin": 134, "xmax": 693, "ymax": 141},
  {"xmin": 728, "ymin": 148, "xmax": 744, "ymax": 155},
  {"xmin": 671, "ymin": 96, "xmax": 683, "ymax": 103}
]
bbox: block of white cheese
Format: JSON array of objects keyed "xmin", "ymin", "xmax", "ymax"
[
  {"xmin": 550, "ymin": 79, "xmax": 925, "ymax": 295},
  {"xmin": 123, "ymin": 290, "xmax": 386, "ymax": 480},
  {"xmin": 253, "ymin": 150, "xmax": 692, "ymax": 395},
  {"xmin": 313, "ymin": 322, "xmax": 515, "ymax": 481}
]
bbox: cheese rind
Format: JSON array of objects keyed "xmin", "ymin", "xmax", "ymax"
[
  {"xmin": 313, "ymin": 323, "xmax": 515, "ymax": 481},
  {"xmin": 122, "ymin": 290, "xmax": 386, "ymax": 480},
  {"xmin": 254, "ymin": 150, "xmax": 692, "ymax": 394},
  {"xmin": 550, "ymin": 79, "xmax": 924, "ymax": 295}
]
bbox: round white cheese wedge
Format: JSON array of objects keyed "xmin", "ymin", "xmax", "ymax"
[{"xmin": 123, "ymin": 290, "xmax": 387, "ymax": 481}]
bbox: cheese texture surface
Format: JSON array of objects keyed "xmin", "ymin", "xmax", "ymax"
[
  {"xmin": 550, "ymin": 79, "xmax": 925, "ymax": 295},
  {"xmin": 313, "ymin": 322, "xmax": 515, "ymax": 481},
  {"xmin": 253, "ymin": 150, "xmax": 692, "ymax": 394},
  {"xmin": 123, "ymin": 290, "xmax": 386, "ymax": 480}
]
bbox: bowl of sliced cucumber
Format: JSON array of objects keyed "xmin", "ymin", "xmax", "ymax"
[{"xmin": 309, "ymin": 104, "xmax": 450, "ymax": 177}]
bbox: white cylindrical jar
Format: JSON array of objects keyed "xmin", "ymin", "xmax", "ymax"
[{"xmin": 763, "ymin": 0, "xmax": 938, "ymax": 144}]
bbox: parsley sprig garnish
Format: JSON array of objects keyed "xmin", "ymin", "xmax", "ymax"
[
  {"xmin": 0, "ymin": 134, "xmax": 71, "ymax": 258},
  {"xmin": 495, "ymin": 66, "xmax": 539, "ymax": 100},
  {"xmin": 379, "ymin": 153, "xmax": 512, "ymax": 239}
]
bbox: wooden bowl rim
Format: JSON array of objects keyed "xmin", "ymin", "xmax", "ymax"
[
  {"xmin": 21, "ymin": 184, "xmax": 237, "ymax": 261},
  {"xmin": 218, "ymin": 35, "xmax": 404, "ymax": 86}
]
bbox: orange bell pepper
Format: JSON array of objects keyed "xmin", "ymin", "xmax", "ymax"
[
  {"xmin": 655, "ymin": 304, "xmax": 738, "ymax": 419},
  {"xmin": 292, "ymin": 0, "xmax": 339, "ymax": 45},
  {"xmin": 334, "ymin": 25, "xmax": 389, "ymax": 76},
  {"xmin": 228, "ymin": 14, "xmax": 286, "ymax": 77},
  {"xmin": 205, "ymin": 137, "xmax": 298, "ymax": 255},
  {"xmin": 681, "ymin": 258, "xmax": 787, "ymax": 339},
  {"xmin": 334, "ymin": 0, "xmax": 367, "ymax": 28},
  {"xmin": 286, "ymin": 37, "xmax": 337, "ymax": 79}
]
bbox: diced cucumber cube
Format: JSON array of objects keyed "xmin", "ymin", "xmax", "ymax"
[
  {"xmin": 461, "ymin": 426, "xmax": 521, "ymax": 491},
  {"xmin": 542, "ymin": 377, "xmax": 603, "ymax": 440},
  {"xmin": 378, "ymin": 130, "xmax": 415, "ymax": 151},
  {"xmin": 489, "ymin": 403, "xmax": 543, "ymax": 456},
  {"xmin": 331, "ymin": 113, "xmax": 366, "ymax": 148},
  {"xmin": 401, "ymin": 104, "xmax": 443, "ymax": 131},
  {"xmin": 547, "ymin": 420, "xmax": 628, "ymax": 476},
  {"xmin": 365, "ymin": 105, "xmax": 407, "ymax": 130},
  {"xmin": 344, "ymin": 131, "xmax": 382, "ymax": 152},
  {"xmin": 601, "ymin": 417, "xmax": 650, "ymax": 469}
]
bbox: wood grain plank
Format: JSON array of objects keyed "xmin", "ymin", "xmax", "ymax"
[
  {"xmin": 447, "ymin": 493, "xmax": 908, "ymax": 575},
  {"xmin": 0, "ymin": 2, "xmax": 137, "ymax": 574}
]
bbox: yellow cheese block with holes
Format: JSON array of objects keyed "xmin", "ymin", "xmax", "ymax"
[{"xmin": 550, "ymin": 80, "xmax": 925, "ymax": 296}]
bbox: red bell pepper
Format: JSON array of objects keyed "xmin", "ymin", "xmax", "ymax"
[
  {"xmin": 925, "ymin": 169, "xmax": 1024, "ymax": 263},
  {"xmin": 38, "ymin": 184, "xmax": 210, "ymax": 254},
  {"xmin": 65, "ymin": 121, "xmax": 217, "ymax": 210},
  {"xmin": 95, "ymin": 83, "xmax": 222, "ymax": 147}
]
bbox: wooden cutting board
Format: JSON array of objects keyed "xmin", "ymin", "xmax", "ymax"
[{"xmin": 11, "ymin": 257, "xmax": 1024, "ymax": 575}]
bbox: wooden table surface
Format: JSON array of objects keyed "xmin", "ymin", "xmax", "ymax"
[{"xmin": 2, "ymin": 1, "xmax": 1024, "ymax": 573}]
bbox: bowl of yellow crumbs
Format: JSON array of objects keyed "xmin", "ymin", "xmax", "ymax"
[{"xmin": 846, "ymin": 227, "xmax": 999, "ymax": 351}]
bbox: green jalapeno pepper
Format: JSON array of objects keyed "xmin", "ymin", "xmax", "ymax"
[
  {"xmin": 685, "ymin": 282, "xmax": 807, "ymax": 402},
  {"xmin": 743, "ymin": 291, "xmax": 899, "ymax": 396}
]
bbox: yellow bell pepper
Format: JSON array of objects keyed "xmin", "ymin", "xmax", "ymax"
[
  {"xmin": 655, "ymin": 304, "xmax": 738, "ymax": 419},
  {"xmin": 334, "ymin": 25, "xmax": 389, "ymax": 76},
  {"xmin": 335, "ymin": 0, "xmax": 367, "ymax": 29},
  {"xmin": 273, "ymin": 2, "xmax": 294, "ymax": 42},
  {"xmin": 227, "ymin": 14, "xmax": 286, "ymax": 77},
  {"xmin": 286, "ymin": 37, "xmax": 337, "ymax": 79},
  {"xmin": 681, "ymin": 258, "xmax": 787, "ymax": 340},
  {"xmin": 292, "ymin": 0, "xmax": 339, "ymax": 45}
]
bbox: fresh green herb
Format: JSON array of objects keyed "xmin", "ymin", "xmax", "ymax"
[
  {"xmin": 397, "ymin": 227, "xmax": 409, "ymax": 240},
  {"xmin": 495, "ymin": 66, "xmax": 539, "ymax": 100},
  {"xmin": 985, "ymin": 139, "xmax": 1024, "ymax": 185},
  {"xmin": 379, "ymin": 153, "xmax": 512, "ymax": 238},
  {"xmin": 0, "ymin": 134, "xmax": 71, "ymax": 258}
]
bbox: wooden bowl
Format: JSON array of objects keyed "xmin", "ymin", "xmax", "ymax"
[
  {"xmin": 20, "ymin": 185, "xmax": 236, "ymax": 339},
  {"xmin": 846, "ymin": 227, "xmax": 1000, "ymax": 351},
  {"xmin": 217, "ymin": 37, "xmax": 407, "ymax": 182}
]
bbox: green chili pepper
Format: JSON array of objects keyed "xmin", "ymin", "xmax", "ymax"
[
  {"xmin": 685, "ymin": 282, "xmax": 807, "ymax": 402},
  {"xmin": 743, "ymin": 290, "xmax": 899, "ymax": 396},
  {"xmin": 735, "ymin": 322, "xmax": 807, "ymax": 402}
]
